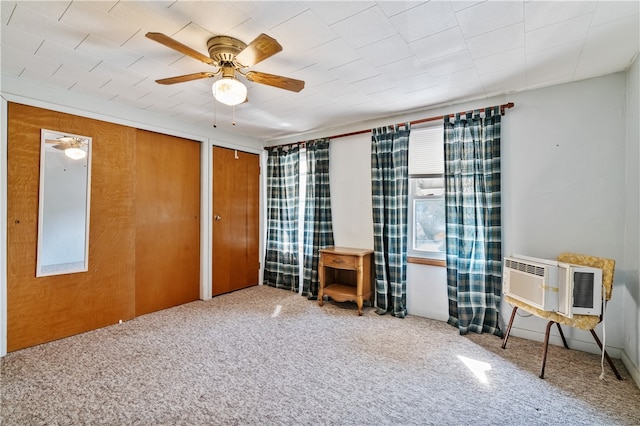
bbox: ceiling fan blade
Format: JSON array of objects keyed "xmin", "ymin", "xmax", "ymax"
[
  {"xmin": 235, "ymin": 34, "xmax": 283, "ymax": 67},
  {"xmin": 146, "ymin": 32, "xmax": 214, "ymax": 66},
  {"xmin": 244, "ymin": 71, "xmax": 305, "ymax": 92},
  {"xmin": 155, "ymin": 72, "xmax": 216, "ymax": 85}
]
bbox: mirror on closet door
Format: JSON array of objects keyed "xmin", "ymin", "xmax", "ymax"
[{"xmin": 36, "ymin": 129, "xmax": 92, "ymax": 277}]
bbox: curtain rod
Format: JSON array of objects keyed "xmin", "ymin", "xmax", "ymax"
[{"xmin": 265, "ymin": 102, "xmax": 515, "ymax": 150}]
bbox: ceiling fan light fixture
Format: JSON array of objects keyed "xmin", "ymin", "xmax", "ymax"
[
  {"xmin": 212, "ymin": 77, "xmax": 247, "ymax": 106},
  {"xmin": 64, "ymin": 147, "xmax": 87, "ymax": 160}
]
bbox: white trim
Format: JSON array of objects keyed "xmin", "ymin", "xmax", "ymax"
[
  {"xmin": 1, "ymin": 97, "xmax": 8, "ymax": 357},
  {"xmin": 200, "ymin": 141, "xmax": 212, "ymax": 301}
]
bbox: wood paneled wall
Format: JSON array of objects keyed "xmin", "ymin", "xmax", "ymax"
[{"xmin": 6, "ymin": 103, "xmax": 200, "ymax": 351}]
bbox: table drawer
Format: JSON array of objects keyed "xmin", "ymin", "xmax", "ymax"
[{"xmin": 322, "ymin": 252, "xmax": 358, "ymax": 269}]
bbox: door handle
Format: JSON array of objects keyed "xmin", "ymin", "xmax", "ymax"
[{"xmin": 214, "ymin": 215, "xmax": 221, "ymax": 221}]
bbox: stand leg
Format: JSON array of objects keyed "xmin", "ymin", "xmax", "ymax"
[
  {"xmin": 540, "ymin": 320, "xmax": 554, "ymax": 379},
  {"xmin": 556, "ymin": 323, "xmax": 569, "ymax": 349},
  {"xmin": 590, "ymin": 329, "xmax": 623, "ymax": 380},
  {"xmin": 501, "ymin": 306, "xmax": 518, "ymax": 349}
]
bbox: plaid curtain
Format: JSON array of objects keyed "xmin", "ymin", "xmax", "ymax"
[
  {"xmin": 264, "ymin": 146, "xmax": 300, "ymax": 292},
  {"xmin": 444, "ymin": 107, "xmax": 502, "ymax": 336},
  {"xmin": 302, "ymin": 139, "xmax": 334, "ymax": 298},
  {"xmin": 371, "ymin": 124, "xmax": 410, "ymax": 318}
]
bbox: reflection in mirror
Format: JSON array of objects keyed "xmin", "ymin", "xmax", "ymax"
[{"xmin": 37, "ymin": 129, "xmax": 92, "ymax": 277}]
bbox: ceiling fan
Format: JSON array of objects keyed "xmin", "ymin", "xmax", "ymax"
[
  {"xmin": 146, "ymin": 32, "xmax": 305, "ymax": 106},
  {"xmin": 46, "ymin": 137, "xmax": 89, "ymax": 160}
]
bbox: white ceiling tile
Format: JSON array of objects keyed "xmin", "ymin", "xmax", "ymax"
[
  {"xmin": 456, "ymin": 1, "xmax": 524, "ymax": 38},
  {"xmin": 423, "ymin": 50, "xmax": 474, "ymax": 77},
  {"xmin": 409, "ymin": 26, "xmax": 467, "ymax": 63},
  {"xmin": 392, "ymin": 72, "xmax": 437, "ymax": 94},
  {"xmin": 108, "ymin": 1, "xmax": 188, "ymax": 36},
  {"xmin": 84, "ymin": 1, "xmax": 118, "ymax": 13},
  {"xmin": 168, "ymin": 1, "xmax": 250, "ymax": 35},
  {"xmin": 376, "ymin": 55, "xmax": 431, "ymax": 82},
  {"xmin": 308, "ymin": 1, "xmax": 376, "ymax": 25},
  {"xmin": 525, "ymin": 41, "xmax": 583, "ymax": 88},
  {"xmin": 390, "ymin": 1, "xmax": 457, "ymax": 42},
  {"xmin": 303, "ymin": 37, "xmax": 361, "ymax": 70},
  {"xmin": 75, "ymin": 34, "xmax": 142, "ymax": 69},
  {"xmin": 14, "ymin": 1, "xmax": 70, "ymax": 20},
  {"xmin": 474, "ymin": 48, "xmax": 525, "ymax": 75},
  {"xmin": 350, "ymin": 74, "xmax": 395, "ymax": 95},
  {"xmin": 232, "ymin": 2, "xmax": 309, "ymax": 30},
  {"xmin": 525, "ymin": 14, "xmax": 591, "ymax": 54},
  {"xmin": 51, "ymin": 63, "xmax": 95, "ymax": 87},
  {"xmin": 89, "ymin": 61, "xmax": 146, "ymax": 87},
  {"xmin": 270, "ymin": 9, "xmax": 338, "ymax": 52},
  {"xmin": 433, "ymin": 67, "xmax": 482, "ymax": 90},
  {"xmin": 1, "ymin": 1, "xmax": 16, "ymax": 25},
  {"xmin": 449, "ymin": 1, "xmax": 485, "ymax": 13},
  {"xmin": 68, "ymin": 82, "xmax": 120, "ymax": 101},
  {"xmin": 328, "ymin": 58, "xmax": 379, "ymax": 84},
  {"xmin": 19, "ymin": 66, "xmax": 74, "ymax": 89},
  {"xmin": 2, "ymin": 43, "xmax": 61, "ymax": 76},
  {"xmin": 377, "ymin": 1, "xmax": 426, "ymax": 18},
  {"xmin": 575, "ymin": 15, "xmax": 640, "ymax": 80},
  {"xmin": 480, "ymin": 68, "xmax": 527, "ymax": 96},
  {"xmin": 0, "ymin": 45, "xmax": 26, "ymax": 76},
  {"xmin": 591, "ymin": 1, "xmax": 639, "ymax": 27},
  {"xmin": 524, "ymin": 1, "xmax": 596, "ymax": 32},
  {"xmin": 7, "ymin": 3, "xmax": 87, "ymax": 49},
  {"xmin": 126, "ymin": 56, "xmax": 182, "ymax": 85},
  {"xmin": 358, "ymin": 34, "xmax": 413, "ymax": 67},
  {"xmin": 35, "ymin": 40, "xmax": 102, "ymax": 72},
  {"xmin": 1, "ymin": 24, "xmax": 43, "ymax": 54},
  {"xmin": 60, "ymin": 2, "xmax": 139, "ymax": 46},
  {"xmin": 465, "ymin": 23, "xmax": 525, "ymax": 59},
  {"xmin": 330, "ymin": 5, "xmax": 399, "ymax": 49},
  {"xmin": 289, "ymin": 63, "xmax": 335, "ymax": 87}
]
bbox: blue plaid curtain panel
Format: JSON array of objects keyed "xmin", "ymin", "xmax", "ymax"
[
  {"xmin": 444, "ymin": 106, "xmax": 502, "ymax": 336},
  {"xmin": 371, "ymin": 124, "xmax": 410, "ymax": 318}
]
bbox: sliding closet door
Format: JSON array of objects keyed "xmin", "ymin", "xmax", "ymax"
[
  {"xmin": 135, "ymin": 130, "xmax": 201, "ymax": 315},
  {"xmin": 212, "ymin": 147, "xmax": 260, "ymax": 296}
]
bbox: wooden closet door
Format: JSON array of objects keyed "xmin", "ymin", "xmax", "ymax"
[
  {"xmin": 135, "ymin": 130, "xmax": 201, "ymax": 315},
  {"xmin": 212, "ymin": 147, "xmax": 260, "ymax": 296}
]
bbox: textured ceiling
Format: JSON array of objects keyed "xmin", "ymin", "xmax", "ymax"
[{"xmin": 1, "ymin": 1, "xmax": 638, "ymax": 142}]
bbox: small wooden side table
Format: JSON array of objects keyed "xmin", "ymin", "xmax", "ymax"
[{"xmin": 318, "ymin": 247, "xmax": 374, "ymax": 316}]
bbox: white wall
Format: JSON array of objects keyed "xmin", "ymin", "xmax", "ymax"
[
  {"xmin": 623, "ymin": 55, "xmax": 640, "ymax": 385},
  {"xmin": 500, "ymin": 74, "xmax": 628, "ymax": 358},
  {"xmin": 327, "ymin": 73, "xmax": 636, "ymax": 380}
]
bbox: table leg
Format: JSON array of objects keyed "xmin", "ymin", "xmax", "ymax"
[{"xmin": 318, "ymin": 264, "xmax": 324, "ymax": 307}]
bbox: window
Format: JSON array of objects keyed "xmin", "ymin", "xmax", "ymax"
[{"xmin": 408, "ymin": 126, "xmax": 445, "ymax": 262}]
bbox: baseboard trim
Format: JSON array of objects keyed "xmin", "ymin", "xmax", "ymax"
[{"xmin": 621, "ymin": 350, "xmax": 640, "ymax": 390}]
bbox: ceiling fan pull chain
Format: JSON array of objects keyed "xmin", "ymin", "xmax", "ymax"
[
  {"xmin": 213, "ymin": 97, "xmax": 217, "ymax": 128},
  {"xmin": 232, "ymin": 105, "xmax": 236, "ymax": 126}
]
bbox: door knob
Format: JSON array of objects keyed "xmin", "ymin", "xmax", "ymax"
[{"xmin": 214, "ymin": 215, "xmax": 222, "ymax": 221}]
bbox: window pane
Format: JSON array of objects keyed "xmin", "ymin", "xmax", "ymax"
[{"xmin": 413, "ymin": 197, "xmax": 445, "ymax": 253}]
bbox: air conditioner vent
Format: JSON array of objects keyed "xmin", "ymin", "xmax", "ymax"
[{"xmin": 505, "ymin": 258, "xmax": 545, "ymax": 277}]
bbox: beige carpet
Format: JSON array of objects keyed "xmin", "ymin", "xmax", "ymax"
[{"xmin": 1, "ymin": 285, "xmax": 639, "ymax": 425}]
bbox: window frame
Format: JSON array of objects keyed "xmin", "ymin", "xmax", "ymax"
[{"xmin": 407, "ymin": 125, "xmax": 446, "ymax": 266}]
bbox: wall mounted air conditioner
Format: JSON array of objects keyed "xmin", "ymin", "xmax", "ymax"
[{"xmin": 503, "ymin": 255, "xmax": 603, "ymax": 318}]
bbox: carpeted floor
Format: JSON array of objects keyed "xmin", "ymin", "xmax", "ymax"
[{"xmin": 1, "ymin": 285, "xmax": 639, "ymax": 425}]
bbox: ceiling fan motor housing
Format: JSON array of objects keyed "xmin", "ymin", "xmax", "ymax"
[{"xmin": 207, "ymin": 36, "xmax": 247, "ymax": 68}]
